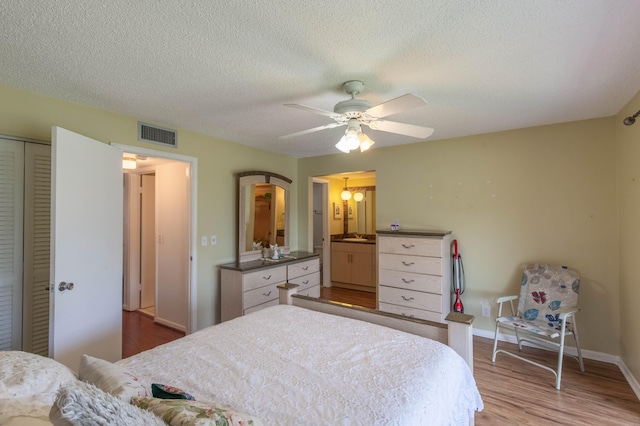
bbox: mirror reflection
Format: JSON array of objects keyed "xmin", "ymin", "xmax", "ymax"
[
  {"xmin": 245, "ymin": 184, "xmax": 286, "ymax": 251},
  {"xmin": 347, "ymin": 189, "xmax": 376, "ymax": 234},
  {"xmin": 238, "ymin": 171, "xmax": 291, "ymax": 262}
]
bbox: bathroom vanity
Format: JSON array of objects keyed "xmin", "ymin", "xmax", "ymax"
[{"xmin": 330, "ymin": 237, "xmax": 376, "ymax": 292}]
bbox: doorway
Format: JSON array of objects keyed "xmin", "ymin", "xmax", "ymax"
[{"xmin": 114, "ymin": 142, "xmax": 198, "ymax": 338}]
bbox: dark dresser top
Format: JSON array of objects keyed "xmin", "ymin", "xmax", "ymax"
[
  {"xmin": 376, "ymin": 229, "xmax": 452, "ymax": 237},
  {"xmin": 219, "ymin": 251, "xmax": 319, "ymax": 272}
]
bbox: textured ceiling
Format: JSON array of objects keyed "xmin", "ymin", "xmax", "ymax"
[{"xmin": 2, "ymin": 1, "xmax": 640, "ymax": 158}]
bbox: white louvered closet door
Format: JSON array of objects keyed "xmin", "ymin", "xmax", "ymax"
[
  {"xmin": 23, "ymin": 143, "xmax": 51, "ymax": 356},
  {"xmin": 0, "ymin": 138, "xmax": 25, "ymax": 351}
]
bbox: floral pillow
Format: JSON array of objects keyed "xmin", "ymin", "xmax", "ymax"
[
  {"xmin": 132, "ymin": 397, "xmax": 263, "ymax": 426},
  {"xmin": 78, "ymin": 354, "xmax": 149, "ymax": 401}
]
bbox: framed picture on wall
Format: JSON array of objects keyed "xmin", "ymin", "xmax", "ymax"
[
  {"xmin": 348, "ymin": 204, "xmax": 354, "ymax": 219},
  {"xmin": 333, "ymin": 202, "xmax": 342, "ymax": 219}
]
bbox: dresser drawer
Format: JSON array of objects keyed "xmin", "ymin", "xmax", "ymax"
[
  {"xmin": 289, "ymin": 271, "xmax": 320, "ymax": 292},
  {"xmin": 244, "ymin": 298, "xmax": 279, "ymax": 316},
  {"xmin": 378, "ymin": 269, "xmax": 443, "ymax": 293},
  {"xmin": 378, "ymin": 236, "xmax": 444, "ymax": 257},
  {"xmin": 243, "ymin": 266, "xmax": 287, "ymax": 292},
  {"xmin": 379, "ymin": 253, "xmax": 444, "ymax": 276},
  {"xmin": 244, "ymin": 283, "xmax": 279, "ymax": 309},
  {"xmin": 288, "ymin": 259, "xmax": 319, "ymax": 280},
  {"xmin": 378, "ymin": 302, "xmax": 442, "ymax": 323},
  {"xmin": 378, "ymin": 285, "xmax": 442, "ymax": 312}
]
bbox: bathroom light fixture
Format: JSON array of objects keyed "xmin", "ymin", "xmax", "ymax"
[
  {"xmin": 340, "ymin": 177, "xmax": 352, "ymax": 200},
  {"xmin": 335, "ymin": 119, "xmax": 375, "ymax": 153},
  {"xmin": 122, "ymin": 156, "xmax": 137, "ymax": 170},
  {"xmin": 353, "ymin": 192, "xmax": 364, "ymax": 202},
  {"xmin": 623, "ymin": 109, "xmax": 640, "ymax": 126}
]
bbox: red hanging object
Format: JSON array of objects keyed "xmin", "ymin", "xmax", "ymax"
[{"xmin": 452, "ymin": 240, "xmax": 465, "ymax": 313}]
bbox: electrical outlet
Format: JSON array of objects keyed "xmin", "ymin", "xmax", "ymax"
[
  {"xmin": 482, "ymin": 304, "xmax": 491, "ymax": 317},
  {"xmin": 211, "ymin": 235, "xmax": 217, "ymax": 245},
  {"xmin": 201, "ymin": 236, "xmax": 208, "ymax": 246}
]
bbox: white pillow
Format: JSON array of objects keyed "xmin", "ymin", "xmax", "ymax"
[
  {"xmin": 78, "ymin": 354, "xmax": 149, "ymax": 401},
  {"xmin": 0, "ymin": 351, "xmax": 78, "ymax": 423},
  {"xmin": 49, "ymin": 380, "xmax": 165, "ymax": 426}
]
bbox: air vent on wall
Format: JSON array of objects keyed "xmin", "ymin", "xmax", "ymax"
[{"xmin": 138, "ymin": 122, "xmax": 177, "ymax": 148}]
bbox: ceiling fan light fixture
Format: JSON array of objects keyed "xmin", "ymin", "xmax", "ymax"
[
  {"xmin": 358, "ymin": 133, "xmax": 375, "ymax": 152},
  {"xmin": 335, "ymin": 136, "xmax": 351, "ymax": 153},
  {"xmin": 345, "ymin": 129, "xmax": 360, "ymax": 150}
]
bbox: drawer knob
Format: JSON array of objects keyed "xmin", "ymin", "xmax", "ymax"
[
  {"xmin": 302, "ymin": 266, "xmax": 309, "ymax": 270},
  {"xmin": 402, "ymin": 244, "xmax": 415, "ymax": 249},
  {"xmin": 302, "ymin": 280, "xmax": 309, "ymax": 284},
  {"xmin": 262, "ymin": 275, "xmax": 272, "ymax": 280},
  {"xmin": 401, "ymin": 261, "xmax": 415, "ymax": 266},
  {"xmin": 401, "ymin": 278, "xmax": 415, "ymax": 283},
  {"xmin": 263, "ymin": 291, "xmax": 272, "ymax": 297},
  {"xmin": 401, "ymin": 295, "xmax": 415, "ymax": 302}
]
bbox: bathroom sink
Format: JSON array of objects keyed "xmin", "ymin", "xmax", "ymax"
[{"xmin": 342, "ymin": 238, "xmax": 370, "ymax": 242}]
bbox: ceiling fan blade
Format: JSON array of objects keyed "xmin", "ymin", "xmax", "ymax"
[
  {"xmin": 365, "ymin": 94, "xmax": 427, "ymax": 118},
  {"xmin": 366, "ymin": 120, "xmax": 434, "ymax": 139},
  {"xmin": 279, "ymin": 122, "xmax": 345, "ymax": 139},
  {"xmin": 283, "ymin": 103, "xmax": 336, "ymax": 117}
]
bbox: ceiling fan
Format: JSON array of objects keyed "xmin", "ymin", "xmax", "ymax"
[{"xmin": 280, "ymin": 80, "xmax": 434, "ymax": 152}]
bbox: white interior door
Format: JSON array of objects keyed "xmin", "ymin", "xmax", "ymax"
[
  {"xmin": 155, "ymin": 161, "xmax": 189, "ymax": 332},
  {"xmin": 50, "ymin": 127, "xmax": 123, "ymax": 371},
  {"xmin": 140, "ymin": 174, "xmax": 156, "ymax": 309}
]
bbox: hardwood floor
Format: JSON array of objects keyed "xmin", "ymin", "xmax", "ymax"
[
  {"xmin": 123, "ymin": 290, "xmax": 640, "ymax": 424},
  {"xmin": 122, "ymin": 310, "xmax": 184, "ymax": 358},
  {"xmin": 474, "ymin": 336, "xmax": 640, "ymax": 425},
  {"xmin": 319, "ymin": 285, "xmax": 376, "ymax": 309}
]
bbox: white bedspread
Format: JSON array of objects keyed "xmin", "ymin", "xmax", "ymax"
[{"xmin": 118, "ymin": 305, "xmax": 483, "ymax": 425}]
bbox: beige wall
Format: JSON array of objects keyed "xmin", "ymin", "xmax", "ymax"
[
  {"xmin": 299, "ymin": 117, "xmax": 620, "ymax": 355},
  {"xmin": 616, "ymin": 90, "xmax": 640, "ymax": 381},
  {"xmin": 0, "ymin": 84, "xmax": 299, "ymax": 328}
]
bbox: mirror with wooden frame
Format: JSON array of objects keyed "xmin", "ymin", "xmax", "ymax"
[{"xmin": 238, "ymin": 171, "xmax": 291, "ymax": 262}]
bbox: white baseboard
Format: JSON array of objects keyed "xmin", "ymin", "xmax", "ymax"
[
  {"xmin": 479, "ymin": 329, "xmax": 640, "ymax": 400},
  {"xmin": 154, "ymin": 316, "xmax": 186, "ymax": 333}
]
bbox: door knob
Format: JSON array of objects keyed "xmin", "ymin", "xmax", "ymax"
[{"xmin": 58, "ymin": 281, "xmax": 75, "ymax": 291}]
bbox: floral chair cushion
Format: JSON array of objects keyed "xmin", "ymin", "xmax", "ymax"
[{"xmin": 515, "ymin": 264, "xmax": 580, "ymax": 333}]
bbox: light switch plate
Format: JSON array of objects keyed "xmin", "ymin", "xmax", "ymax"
[
  {"xmin": 201, "ymin": 236, "xmax": 208, "ymax": 246},
  {"xmin": 211, "ymin": 235, "xmax": 217, "ymax": 245}
]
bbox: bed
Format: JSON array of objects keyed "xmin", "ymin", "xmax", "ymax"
[{"xmin": 1, "ymin": 294, "xmax": 483, "ymax": 425}]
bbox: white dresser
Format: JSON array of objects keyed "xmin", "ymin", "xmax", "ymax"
[
  {"xmin": 220, "ymin": 252, "xmax": 320, "ymax": 322},
  {"xmin": 377, "ymin": 230, "xmax": 452, "ymax": 323}
]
